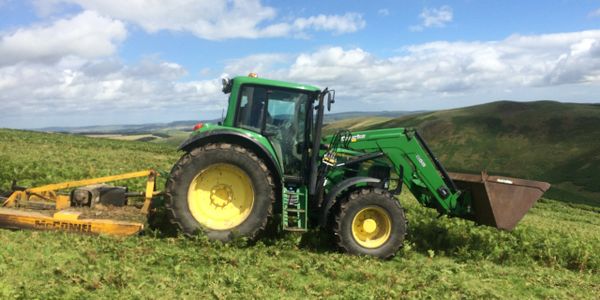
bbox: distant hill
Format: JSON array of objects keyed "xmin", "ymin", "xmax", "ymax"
[
  {"xmin": 324, "ymin": 110, "xmax": 422, "ymax": 123},
  {"xmin": 39, "ymin": 120, "xmax": 209, "ymax": 134},
  {"xmin": 326, "ymin": 101, "xmax": 600, "ymax": 206},
  {"xmin": 37, "ymin": 111, "xmax": 420, "ymax": 146},
  {"xmin": 39, "ymin": 111, "xmax": 419, "ymax": 134}
]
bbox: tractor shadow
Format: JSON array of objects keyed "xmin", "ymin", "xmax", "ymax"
[
  {"xmin": 293, "ymin": 219, "xmax": 484, "ymax": 258},
  {"xmin": 290, "ymin": 214, "xmax": 502, "ymax": 259},
  {"xmin": 147, "ymin": 209, "xmax": 339, "ymax": 253},
  {"xmin": 254, "ymin": 216, "xmax": 339, "ymax": 253},
  {"xmin": 146, "ymin": 205, "xmax": 487, "ymax": 259}
]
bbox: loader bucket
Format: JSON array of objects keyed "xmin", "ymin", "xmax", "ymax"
[{"xmin": 448, "ymin": 172, "xmax": 550, "ymax": 230}]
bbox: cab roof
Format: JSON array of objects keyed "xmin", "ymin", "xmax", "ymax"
[{"xmin": 232, "ymin": 75, "xmax": 321, "ymax": 93}]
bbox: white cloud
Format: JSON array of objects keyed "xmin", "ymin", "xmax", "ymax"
[
  {"xmin": 0, "ymin": 2, "xmax": 365, "ymax": 127},
  {"xmin": 0, "ymin": 57, "xmax": 222, "ymax": 118},
  {"xmin": 589, "ymin": 8, "xmax": 600, "ymax": 17},
  {"xmin": 0, "ymin": 8, "xmax": 218, "ymax": 122},
  {"xmin": 36, "ymin": 0, "xmax": 365, "ymax": 40},
  {"xmin": 293, "ymin": 13, "xmax": 366, "ymax": 35},
  {"xmin": 2, "ymin": 29, "xmax": 600, "ymax": 127},
  {"xmin": 225, "ymin": 30, "xmax": 600, "ymax": 106},
  {"xmin": 378, "ymin": 9, "xmax": 390, "ymax": 16},
  {"xmin": 0, "ymin": 11, "xmax": 126, "ymax": 66},
  {"xmin": 411, "ymin": 6, "xmax": 453, "ymax": 31},
  {"xmin": 224, "ymin": 53, "xmax": 291, "ymax": 76}
]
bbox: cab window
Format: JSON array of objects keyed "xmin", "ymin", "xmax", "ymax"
[
  {"xmin": 236, "ymin": 86, "xmax": 267, "ymax": 131},
  {"xmin": 235, "ymin": 85, "xmax": 309, "ymax": 176}
]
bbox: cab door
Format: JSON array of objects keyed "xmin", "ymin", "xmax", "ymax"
[{"xmin": 235, "ymin": 85, "xmax": 309, "ymax": 178}]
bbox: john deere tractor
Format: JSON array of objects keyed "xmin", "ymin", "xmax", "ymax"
[{"xmin": 165, "ymin": 74, "xmax": 549, "ymax": 258}]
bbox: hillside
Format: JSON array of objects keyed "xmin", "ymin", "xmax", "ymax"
[
  {"xmin": 0, "ymin": 129, "xmax": 598, "ymax": 298},
  {"xmin": 325, "ymin": 101, "xmax": 600, "ymax": 207}
]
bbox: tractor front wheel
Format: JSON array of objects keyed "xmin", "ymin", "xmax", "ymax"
[
  {"xmin": 334, "ymin": 188, "xmax": 407, "ymax": 258},
  {"xmin": 165, "ymin": 143, "xmax": 275, "ymax": 241}
]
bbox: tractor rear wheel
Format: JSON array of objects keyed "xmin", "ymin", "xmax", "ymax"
[
  {"xmin": 166, "ymin": 143, "xmax": 275, "ymax": 241},
  {"xmin": 334, "ymin": 188, "xmax": 407, "ymax": 258}
]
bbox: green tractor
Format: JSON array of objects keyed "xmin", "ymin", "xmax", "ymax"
[{"xmin": 165, "ymin": 74, "xmax": 550, "ymax": 258}]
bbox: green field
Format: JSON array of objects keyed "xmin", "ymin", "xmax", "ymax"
[{"xmin": 0, "ymin": 128, "xmax": 598, "ymax": 298}]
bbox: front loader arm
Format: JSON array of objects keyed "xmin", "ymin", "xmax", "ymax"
[
  {"xmin": 333, "ymin": 127, "xmax": 550, "ymax": 231},
  {"xmin": 340, "ymin": 128, "xmax": 470, "ymax": 216}
]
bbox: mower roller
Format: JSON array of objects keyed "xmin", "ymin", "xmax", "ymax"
[{"xmin": 0, "ymin": 74, "xmax": 550, "ymax": 258}]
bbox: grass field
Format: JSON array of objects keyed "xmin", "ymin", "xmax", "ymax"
[{"xmin": 0, "ymin": 129, "xmax": 598, "ymax": 298}]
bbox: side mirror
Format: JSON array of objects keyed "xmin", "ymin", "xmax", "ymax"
[
  {"xmin": 327, "ymin": 90, "xmax": 335, "ymax": 111},
  {"xmin": 221, "ymin": 77, "xmax": 233, "ymax": 94}
]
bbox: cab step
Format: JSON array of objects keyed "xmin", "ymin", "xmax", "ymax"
[{"xmin": 282, "ymin": 186, "xmax": 308, "ymax": 231}]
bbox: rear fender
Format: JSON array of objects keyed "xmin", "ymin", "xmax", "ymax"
[{"xmin": 179, "ymin": 130, "xmax": 283, "ymax": 185}]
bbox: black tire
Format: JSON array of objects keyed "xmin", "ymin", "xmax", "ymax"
[
  {"xmin": 334, "ymin": 188, "xmax": 407, "ymax": 259},
  {"xmin": 165, "ymin": 143, "xmax": 275, "ymax": 241}
]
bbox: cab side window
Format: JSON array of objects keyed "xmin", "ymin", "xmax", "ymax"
[{"xmin": 237, "ymin": 86, "xmax": 267, "ymax": 131}]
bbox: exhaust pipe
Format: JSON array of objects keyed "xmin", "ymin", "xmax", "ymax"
[{"xmin": 449, "ymin": 172, "xmax": 550, "ymax": 230}]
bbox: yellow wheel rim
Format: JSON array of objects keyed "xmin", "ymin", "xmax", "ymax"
[
  {"xmin": 351, "ymin": 206, "xmax": 392, "ymax": 248},
  {"xmin": 187, "ymin": 163, "xmax": 254, "ymax": 230}
]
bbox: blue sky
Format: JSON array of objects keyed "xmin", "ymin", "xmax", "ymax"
[{"xmin": 0, "ymin": 0, "xmax": 599, "ymax": 128}]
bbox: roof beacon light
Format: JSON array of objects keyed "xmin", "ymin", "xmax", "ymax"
[{"xmin": 248, "ymin": 72, "xmax": 258, "ymax": 78}]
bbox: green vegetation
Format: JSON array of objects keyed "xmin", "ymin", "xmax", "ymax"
[
  {"xmin": 0, "ymin": 129, "xmax": 179, "ymax": 191},
  {"xmin": 0, "ymin": 128, "xmax": 598, "ymax": 298},
  {"xmin": 326, "ymin": 100, "xmax": 600, "ymax": 207}
]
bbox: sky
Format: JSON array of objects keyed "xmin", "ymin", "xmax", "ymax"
[{"xmin": 1, "ymin": 1, "xmax": 600, "ymax": 128}]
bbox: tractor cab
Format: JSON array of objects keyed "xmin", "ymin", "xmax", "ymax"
[
  {"xmin": 221, "ymin": 74, "xmax": 332, "ymax": 184},
  {"xmin": 234, "ymin": 83, "xmax": 310, "ymax": 177}
]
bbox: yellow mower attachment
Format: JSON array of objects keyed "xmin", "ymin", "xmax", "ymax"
[{"xmin": 0, "ymin": 170, "xmax": 160, "ymax": 236}]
